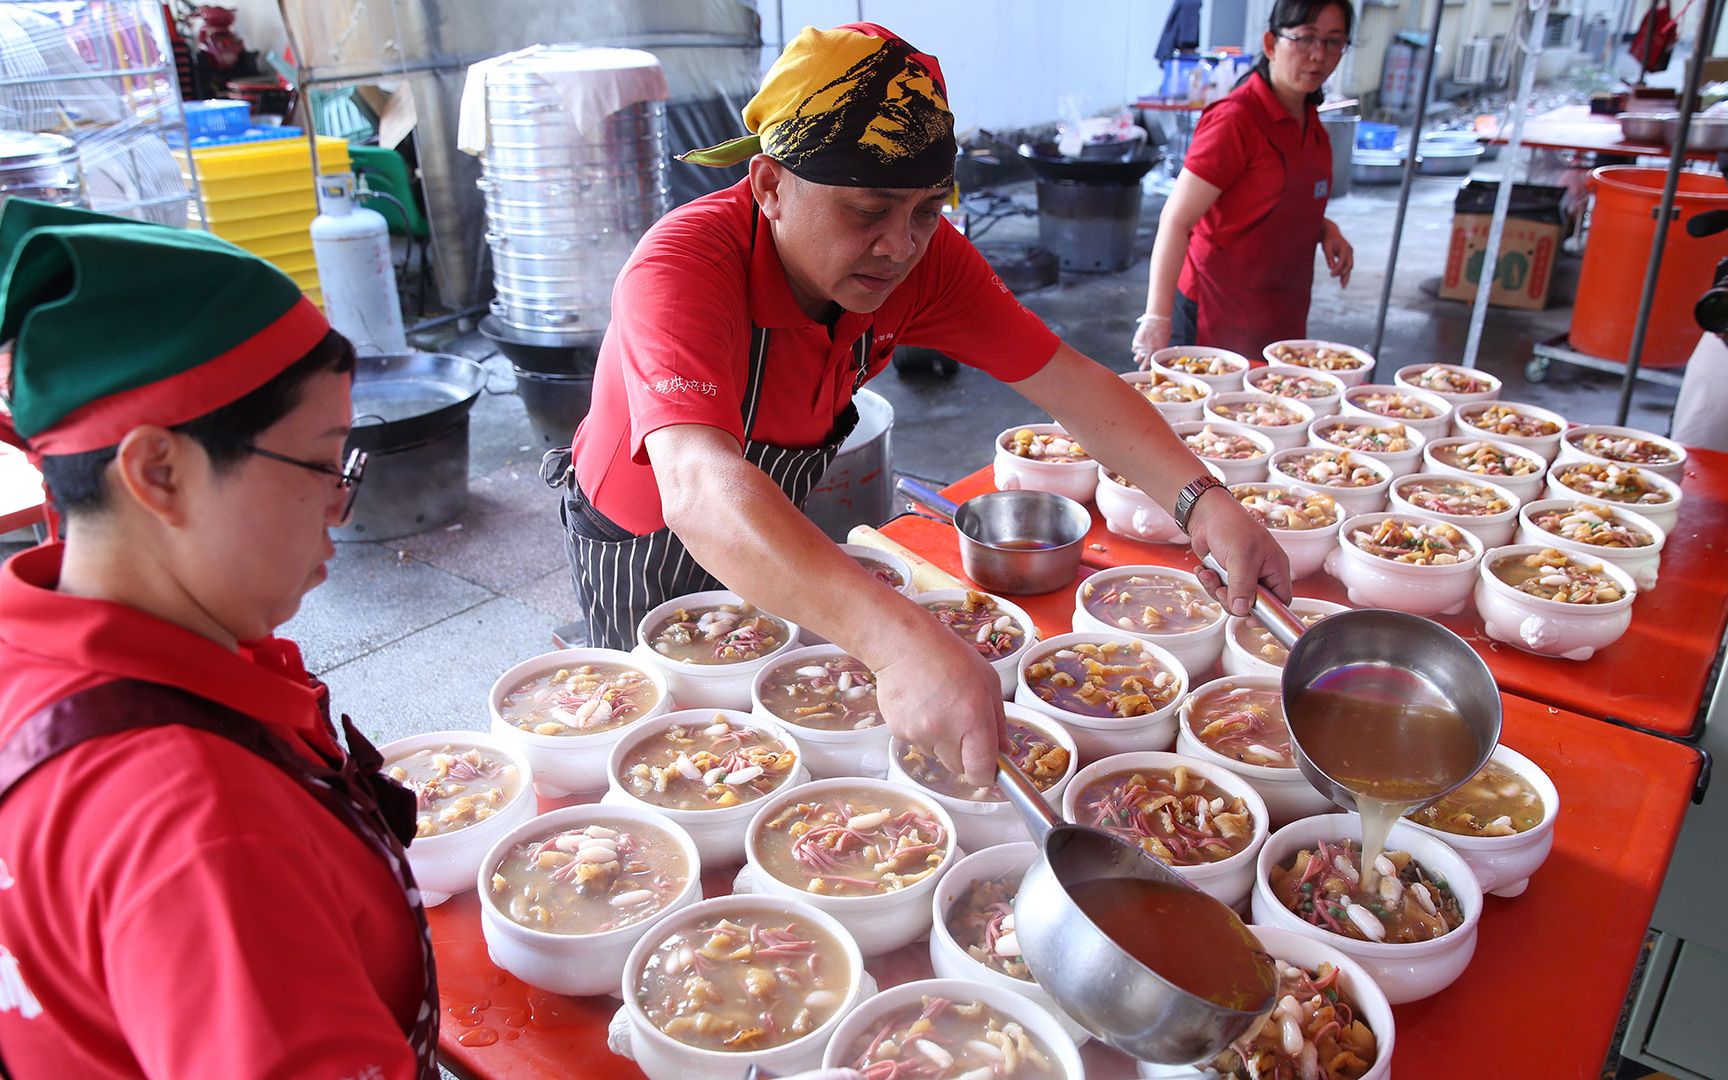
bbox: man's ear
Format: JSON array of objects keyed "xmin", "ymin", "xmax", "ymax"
[
  {"xmin": 749, "ymin": 154, "xmax": 790, "ymax": 220},
  {"xmin": 111, "ymin": 425, "xmax": 195, "ymax": 528}
]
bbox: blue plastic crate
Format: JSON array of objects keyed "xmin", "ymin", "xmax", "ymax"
[
  {"xmin": 184, "ymin": 100, "xmax": 251, "ymax": 139},
  {"xmin": 172, "ymin": 125, "xmax": 304, "ymax": 149},
  {"xmin": 1357, "ymin": 122, "xmax": 1399, "ymax": 150}
]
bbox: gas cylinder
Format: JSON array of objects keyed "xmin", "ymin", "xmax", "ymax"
[{"xmin": 310, "ymin": 172, "xmax": 407, "ymax": 354}]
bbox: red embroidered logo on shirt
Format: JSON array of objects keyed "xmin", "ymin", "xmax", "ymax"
[{"xmin": 644, "ymin": 376, "xmax": 719, "ymax": 397}]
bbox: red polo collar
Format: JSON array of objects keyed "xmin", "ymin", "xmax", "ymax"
[{"xmin": 1245, "ymin": 68, "xmax": 1314, "ymax": 133}]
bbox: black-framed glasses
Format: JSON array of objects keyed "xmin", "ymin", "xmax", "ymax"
[
  {"xmin": 245, "ymin": 445, "xmax": 368, "ymax": 524},
  {"xmin": 1276, "ymin": 32, "xmax": 1352, "ymax": 56}
]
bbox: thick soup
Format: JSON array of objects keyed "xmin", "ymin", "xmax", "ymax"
[
  {"xmin": 1278, "ymin": 449, "xmax": 1383, "ymax": 488},
  {"xmin": 1211, "ymin": 396, "xmax": 1308, "ymax": 428},
  {"xmin": 1184, "ymin": 423, "xmax": 1266, "ymax": 461},
  {"xmin": 1551, "ymin": 462, "xmax": 1672, "ymax": 506},
  {"xmin": 757, "ymin": 653, "xmax": 883, "ymax": 731},
  {"xmin": 1233, "ymin": 484, "xmax": 1339, "ymax": 530},
  {"xmin": 1408, "ymin": 759, "xmax": 1545, "ymax": 837},
  {"xmin": 1080, "ymin": 572, "xmax": 1222, "ymax": 635},
  {"xmin": 1074, "ymin": 766, "xmax": 1255, "ymax": 865},
  {"xmin": 922, "ymin": 592, "xmax": 1026, "ymax": 661},
  {"xmin": 1395, "ymin": 476, "xmax": 1510, "ymax": 517},
  {"xmin": 1318, "ymin": 420, "xmax": 1416, "ymax": 455},
  {"xmin": 1270, "ymin": 840, "xmax": 1464, "ymax": 943},
  {"xmin": 853, "ymin": 554, "xmax": 906, "ymax": 590},
  {"xmin": 945, "ymin": 872, "xmax": 1032, "ymax": 981},
  {"xmin": 1136, "ymin": 372, "xmax": 1207, "ymax": 404},
  {"xmin": 1201, "ymin": 957, "xmax": 1379, "ymax": 1080},
  {"xmin": 1490, "ymin": 548, "xmax": 1625, "ymax": 604},
  {"xmin": 1429, "ymin": 438, "xmax": 1541, "ymax": 477},
  {"xmin": 385, "ymin": 744, "xmax": 523, "ymax": 839},
  {"xmin": 899, "ymin": 717, "xmax": 1070, "ymax": 801},
  {"xmin": 488, "ymin": 819, "xmax": 688, "ymax": 934},
  {"xmin": 498, "ymin": 661, "xmax": 660, "ymax": 736},
  {"xmin": 1265, "ymin": 342, "xmax": 1365, "ymax": 371},
  {"xmin": 754, "ymin": 788, "xmax": 948, "ymax": 897},
  {"xmin": 1162, "ymin": 352, "xmax": 1244, "ymax": 376},
  {"xmin": 1527, "ymin": 502, "xmax": 1654, "ymax": 549},
  {"xmin": 841, "ymin": 995, "xmax": 1064, "ymax": 1080},
  {"xmin": 1410, "ymin": 363, "xmax": 1494, "ymax": 397},
  {"xmin": 1003, "ymin": 427, "xmax": 1089, "ymax": 463},
  {"xmin": 618, "ymin": 715, "xmax": 797, "ymax": 810},
  {"xmin": 1348, "ymin": 517, "xmax": 1471, "ymax": 565},
  {"xmin": 1461, "ymin": 403, "xmax": 1559, "ymax": 438},
  {"xmin": 1567, "ymin": 429, "xmax": 1678, "ymax": 466},
  {"xmin": 647, "ymin": 603, "xmax": 790, "ymax": 664},
  {"xmin": 1350, "ymin": 390, "xmax": 1440, "ymax": 420},
  {"xmin": 1231, "ymin": 609, "xmax": 1333, "ymax": 669},
  {"xmin": 1187, "ymin": 681, "xmax": 1294, "ymax": 768},
  {"xmin": 1024, "ymin": 640, "xmax": 1180, "ymax": 718},
  {"xmin": 1249, "ymin": 368, "xmax": 1338, "ymax": 401}
]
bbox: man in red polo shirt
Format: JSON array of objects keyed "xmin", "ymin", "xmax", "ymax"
[
  {"xmin": 555, "ymin": 23, "xmax": 1290, "ymax": 785},
  {"xmin": 0, "ymin": 201, "xmax": 433, "ymax": 1077}
]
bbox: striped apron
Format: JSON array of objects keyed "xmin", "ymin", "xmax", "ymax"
[{"xmin": 547, "ymin": 323, "xmax": 872, "ymax": 650}]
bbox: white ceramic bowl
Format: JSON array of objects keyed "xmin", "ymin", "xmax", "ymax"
[
  {"xmin": 1475, "ymin": 544, "xmax": 1637, "ymax": 661},
  {"xmin": 1251, "ymin": 813, "xmax": 1484, "ymax": 1004},
  {"xmin": 1121, "ymin": 368, "xmax": 1213, "ymax": 423},
  {"xmin": 1063, "ymin": 750, "xmax": 1270, "ymax": 911},
  {"xmin": 1516, "ymin": 498, "xmax": 1666, "ymax": 592},
  {"xmin": 633, "ymin": 590, "xmax": 802, "ymax": 711},
  {"xmin": 822, "ymin": 976, "xmax": 1087, "ymax": 1078},
  {"xmin": 1203, "ymin": 390, "xmax": 1316, "ymax": 452},
  {"xmin": 1262, "ymin": 339, "xmax": 1376, "ymax": 388},
  {"xmin": 1326, "ymin": 512, "xmax": 1485, "ymax": 616},
  {"xmin": 1228, "ymin": 482, "xmax": 1343, "ymax": 580},
  {"xmin": 1309, "ymin": 414, "xmax": 1428, "ymax": 479},
  {"xmin": 1556, "ymin": 424, "xmax": 1689, "ymax": 483},
  {"xmin": 1071, "ymin": 564, "xmax": 1226, "ymax": 675},
  {"xmin": 1340, "ymin": 383, "xmax": 1454, "ymax": 444},
  {"xmin": 1267, "ymin": 446, "xmax": 1394, "ymax": 519},
  {"xmin": 1151, "ymin": 344, "xmax": 1252, "ymax": 393},
  {"xmin": 1389, "ymin": 471, "xmax": 1522, "ymax": 548},
  {"xmin": 1403, "ymin": 743, "xmax": 1559, "ymax": 899},
  {"xmin": 489, "ymin": 648, "xmax": 674, "ymax": 797},
  {"xmin": 1175, "ymin": 674, "xmax": 1337, "ymax": 826},
  {"xmin": 887, "ymin": 702, "xmax": 1077, "ymax": 853},
  {"xmin": 1453, "ymin": 400, "xmax": 1568, "ymax": 462},
  {"xmin": 1245, "ymin": 364, "xmax": 1347, "ymax": 418},
  {"xmin": 1545, "ymin": 460, "xmax": 1684, "ymax": 534},
  {"xmin": 926, "ymin": 842, "xmax": 1093, "ymax": 1044},
  {"xmin": 378, "ymin": 730, "xmax": 538, "ymax": 906},
  {"xmin": 740, "ymin": 776, "xmax": 958, "ymax": 956},
  {"xmin": 1421, "ymin": 435, "xmax": 1550, "ymax": 505},
  {"xmin": 836, "ymin": 542, "xmax": 918, "ymax": 597},
  {"xmin": 751, "ymin": 644, "xmax": 891, "ymax": 779},
  {"xmin": 602, "ymin": 709, "xmax": 808, "ymax": 866},
  {"xmin": 618, "ymin": 894, "xmax": 870, "ymax": 1080},
  {"xmin": 477, "ymin": 803, "xmax": 703, "ymax": 997},
  {"xmin": 913, "ymin": 588, "xmax": 1040, "ymax": 698},
  {"xmin": 1171, "ymin": 419, "xmax": 1276, "ymax": 485},
  {"xmin": 1393, "ymin": 361, "xmax": 1503, "ymax": 406},
  {"xmin": 1136, "ymin": 923, "xmax": 1395, "ymax": 1080},
  {"xmin": 1015, "ymin": 631, "xmax": 1188, "ymax": 764},
  {"xmin": 1220, "ymin": 598, "xmax": 1352, "ymax": 680},
  {"xmin": 1095, "ymin": 460, "xmax": 1225, "ymax": 545},
  {"xmin": 993, "ymin": 422, "xmax": 1100, "ymax": 503}
]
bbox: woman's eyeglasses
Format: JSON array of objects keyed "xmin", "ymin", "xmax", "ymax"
[
  {"xmin": 245, "ymin": 445, "xmax": 368, "ymax": 524},
  {"xmin": 1277, "ymin": 32, "xmax": 1352, "ymax": 56}
]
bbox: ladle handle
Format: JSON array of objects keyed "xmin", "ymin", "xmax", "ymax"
[
  {"xmin": 996, "ymin": 752, "xmax": 1061, "ymax": 842},
  {"xmin": 1201, "ymin": 553, "xmax": 1308, "ymax": 651},
  {"xmin": 895, "ymin": 477, "xmax": 959, "ymax": 524}
]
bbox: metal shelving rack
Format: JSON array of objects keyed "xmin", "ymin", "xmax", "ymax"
[{"xmin": 0, "ymin": 0, "xmax": 204, "ymax": 226}]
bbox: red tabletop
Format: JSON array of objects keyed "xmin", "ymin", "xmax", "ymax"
[
  {"xmin": 1488, "ymin": 104, "xmax": 1719, "ymax": 161},
  {"xmin": 0, "ymin": 445, "xmax": 45, "ymax": 535},
  {"xmin": 1133, "ymin": 98, "xmax": 1207, "ymax": 113},
  {"xmin": 936, "ymin": 448, "xmax": 1728, "ymax": 740}
]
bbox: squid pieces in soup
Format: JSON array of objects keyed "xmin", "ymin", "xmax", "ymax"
[
  {"xmin": 488, "ymin": 820, "xmax": 688, "ymax": 934},
  {"xmin": 499, "ymin": 662, "xmax": 660, "ymax": 736},
  {"xmin": 385, "ymin": 744, "xmax": 523, "ymax": 839},
  {"xmin": 1074, "ymin": 766, "xmax": 1255, "ymax": 866},
  {"xmin": 619, "ymin": 715, "xmax": 797, "ymax": 810},
  {"xmin": 843, "ymin": 995, "xmax": 1064, "ymax": 1080},
  {"xmin": 755, "ymin": 788, "xmax": 949, "ymax": 897},
  {"xmin": 1270, "ymin": 839, "xmax": 1464, "ymax": 943},
  {"xmin": 648, "ymin": 603, "xmax": 790, "ymax": 664}
]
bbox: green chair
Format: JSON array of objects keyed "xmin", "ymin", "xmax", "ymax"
[{"xmin": 348, "ymin": 144, "xmax": 432, "ymax": 313}]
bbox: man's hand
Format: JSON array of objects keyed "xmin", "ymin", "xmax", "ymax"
[
  {"xmin": 1184, "ymin": 487, "xmax": 1292, "ymax": 616},
  {"xmin": 871, "ymin": 619, "xmax": 1006, "ymax": 788},
  {"xmin": 1322, "ymin": 218, "xmax": 1353, "ymax": 288},
  {"xmin": 1131, "ymin": 313, "xmax": 1173, "ymax": 368}
]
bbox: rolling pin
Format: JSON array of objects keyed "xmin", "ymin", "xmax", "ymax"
[{"xmin": 846, "ymin": 524, "xmax": 965, "ymax": 592}]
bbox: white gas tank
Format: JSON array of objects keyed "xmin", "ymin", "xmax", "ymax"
[{"xmin": 311, "ymin": 172, "xmax": 407, "ymax": 354}]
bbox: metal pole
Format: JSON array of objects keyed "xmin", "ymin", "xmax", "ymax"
[
  {"xmin": 1370, "ymin": 0, "xmax": 1446, "ymax": 358},
  {"xmin": 1462, "ymin": 0, "xmax": 1549, "ymax": 369},
  {"xmin": 1614, "ymin": 0, "xmax": 1727, "ymax": 425}
]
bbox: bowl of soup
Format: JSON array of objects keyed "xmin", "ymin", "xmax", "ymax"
[
  {"xmin": 1403, "ymin": 744, "xmax": 1558, "ymax": 899},
  {"xmin": 822, "ymin": 977, "xmax": 1086, "ymax": 1080},
  {"xmin": 1266, "ymin": 447, "xmax": 1393, "ymax": 520},
  {"xmin": 1246, "ymin": 364, "xmax": 1347, "ymax": 418},
  {"xmin": 1262, "ymin": 339, "xmax": 1375, "ymax": 388},
  {"xmin": 1252, "ymin": 813, "xmax": 1483, "ymax": 1004},
  {"xmin": 1516, "ymin": 498, "xmax": 1666, "ymax": 591},
  {"xmin": 1171, "ymin": 420, "xmax": 1276, "ymax": 485},
  {"xmin": 1096, "ymin": 460, "xmax": 1225, "ymax": 546},
  {"xmin": 1151, "ymin": 345, "xmax": 1253, "ymax": 393},
  {"xmin": 994, "ymin": 422, "xmax": 1099, "ymax": 503},
  {"xmin": 1340, "ymin": 384, "xmax": 1453, "ymax": 443},
  {"xmin": 1204, "ymin": 391, "xmax": 1317, "ymax": 452},
  {"xmin": 619, "ymin": 894, "xmax": 870, "ymax": 1080},
  {"xmin": 1229, "ymin": 483, "xmax": 1342, "ymax": 579},
  {"xmin": 1389, "ymin": 472, "xmax": 1521, "ymax": 547},
  {"xmin": 836, "ymin": 542, "xmax": 917, "ymax": 597},
  {"xmin": 603, "ymin": 709, "xmax": 806, "ymax": 865},
  {"xmin": 1421, "ymin": 435, "xmax": 1549, "ymax": 504},
  {"xmin": 1454, "ymin": 400, "xmax": 1567, "ymax": 462},
  {"xmin": 634, "ymin": 590, "xmax": 801, "ymax": 710},
  {"xmin": 379, "ymin": 731, "xmax": 536, "ymax": 906},
  {"xmin": 1063, "ymin": 751, "xmax": 1269, "ymax": 911},
  {"xmin": 477, "ymin": 803, "xmax": 701, "ymax": 997},
  {"xmin": 1071, "ymin": 564, "xmax": 1226, "ymax": 675},
  {"xmin": 1014, "ymin": 632, "xmax": 1188, "ymax": 764},
  {"xmin": 1308, "ymin": 415, "xmax": 1427, "ymax": 479},
  {"xmin": 1175, "ymin": 675, "xmax": 1335, "ymax": 826},
  {"xmin": 928, "ymin": 842, "xmax": 1093, "ymax": 1044},
  {"xmin": 888, "ymin": 703, "xmax": 1077, "ymax": 852},
  {"xmin": 1393, "ymin": 361, "xmax": 1502, "ymax": 406},
  {"xmin": 751, "ymin": 644, "xmax": 890, "ymax": 779},
  {"xmin": 1221, "ymin": 598, "xmax": 1350, "ymax": 680},
  {"xmin": 1326, "ymin": 513, "xmax": 1484, "ymax": 617},
  {"xmin": 741, "ymin": 777, "xmax": 958, "ymax": 955},
  {"xmin": 1136, "ymin": 923, "xmax": 1393, "ymax": 1080},
  {"xmin": 1475, "ymin": 545, "xmax": 1636, "ymax": 661},
  {"xmin": 1122, "ymin": 368, "xmax": 1213, "ymax": 423},
  {"xmin": 1556, "ymin": 424, "xmax": 1687, "ymax": 483},
  {"xmin": 1545, "ymin": 460, "xmax": 1683, "ymax": 534},
  {"xmin": 489, "ymin": 648, "xmax": 673, "ymax": 797},
  {"xmin": 915, "ymin": 588, "xmax": 1039, "ymax": 697}
]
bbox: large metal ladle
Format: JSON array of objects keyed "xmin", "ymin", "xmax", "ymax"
[{"xmin": 995, "ymin": 755, "xmax": 1277, "ymax": 1064}]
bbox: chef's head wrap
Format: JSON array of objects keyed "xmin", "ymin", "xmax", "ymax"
[{"xmin": 678, "ymin": 23, "xmax": 957, "ymax": 189}]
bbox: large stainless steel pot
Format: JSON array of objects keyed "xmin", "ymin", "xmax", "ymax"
[
  {"xmin": 1352, "ymin": 150, "xmax": 1405, "ymax": 185},
  {"xmin": 1670, "ymin": 114, "xmax": 1728, "ymax": 151},
  {"xmin": 1619, "ymin": 111, "xmax": 1674, "ymax": 144},
  {"xmin": 896, "ymin": 478, "xmax": 1090, "ymax": 595},
  {"xmin": 1416, "ymin": 141, "xmax": 1484, "ymax": 176},
  {"xmin": 0, "ymin": 130, "xmax": 85, "ymax": 208}
]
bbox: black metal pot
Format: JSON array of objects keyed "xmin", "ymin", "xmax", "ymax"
[
  {"xmin": 1017, "ymin": 141, "xmax": 1158, "ymax": 184},
  {"xmin": 480, "ymin": 314, "xmax": 603, "ymax": 375},
  {"xmin": 515, "ymin": 367, "xmax": 596, "ymax": 448}
]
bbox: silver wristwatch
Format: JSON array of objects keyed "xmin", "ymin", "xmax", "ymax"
[{"xmin": 1173, "ymin": 475, "xmax": 1225, "ymax": 534}]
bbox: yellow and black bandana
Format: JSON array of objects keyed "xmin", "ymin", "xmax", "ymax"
[{"xmin": 679, "ymin": 23, "xmax": 956, "ymax": 189}]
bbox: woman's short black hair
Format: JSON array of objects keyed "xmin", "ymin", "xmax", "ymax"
[
  {"xmin": 1269, "ymin": 0, "xmax": 1356, "ymax": 38},
  {"xmin": 38, "ymin": 329, "xmax": 356, "ymax": 516}
]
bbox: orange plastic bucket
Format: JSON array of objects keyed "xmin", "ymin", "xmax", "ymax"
[{"xmin": 1572, "ymin": 167, "xmax": 1728, "ymax": 368}]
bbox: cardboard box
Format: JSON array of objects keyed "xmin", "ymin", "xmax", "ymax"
[{"xmin": 1440, "ymin": 212, "xmax": 1562, "ymax": 310}]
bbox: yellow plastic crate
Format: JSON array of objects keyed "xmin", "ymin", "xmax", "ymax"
[
  {"xmin": 271, "ymin": 250, "xmax": 318, "ymax": 277},
  {"xmin": 194, "ymin": 209, "xmax": 316, "ymax": 244},
  {"xmin": 186, "ymin": 166, "xmax": 323, "ymax": 202},
  {"xmin": 195, "ymin": 187, "xmax": 317, "ymax": 226},
  {"xmin": 190, "ymin": 136, "xmax": 349, "ymax": 183},
  {"xmin": 302, "ymin": 285, "xmax": 323, "ymax": 310},
  {"xmin": 235, "ymin": 229, "xmax": 313, "ymax": 262},
  {"xmin": 287, "ymin": 267, "xmax": 321, "ymax": 293}
]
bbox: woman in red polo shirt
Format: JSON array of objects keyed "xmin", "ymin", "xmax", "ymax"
[{"xmin": 1132, "ymin": 0, "xmax": 1356, "ymax": 361}]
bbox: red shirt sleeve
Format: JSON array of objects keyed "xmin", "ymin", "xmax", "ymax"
[
  {"xmin": 895, "ymin": 223, "xmax": 1060, "ymax": 382},
  {"xmin": 1182, "ymin": 98, "xmax": 1254, "ymax": 192}
]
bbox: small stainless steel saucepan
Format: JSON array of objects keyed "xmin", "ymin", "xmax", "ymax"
[{"xmin": 895, "ymin": 478, "xmax": 1090, "ymax": 595}]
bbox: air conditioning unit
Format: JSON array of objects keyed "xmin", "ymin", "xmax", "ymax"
[{"xmin": 1455, "ymin": 37, "xmax": 1494, "ymax": 86}]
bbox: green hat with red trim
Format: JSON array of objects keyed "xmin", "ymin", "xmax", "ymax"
[{"xmin": 0, "ymin": 198, "xmax": 330, "ymax": 461}]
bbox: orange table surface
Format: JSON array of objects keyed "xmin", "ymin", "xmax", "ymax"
[
  {"xmin": 936, "ymin": 447, "xmax": 1728, "ymax": 740},
  {"xmin": 1486, "ymin": 104, "xmax": 1719, "ymax": 161}
]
